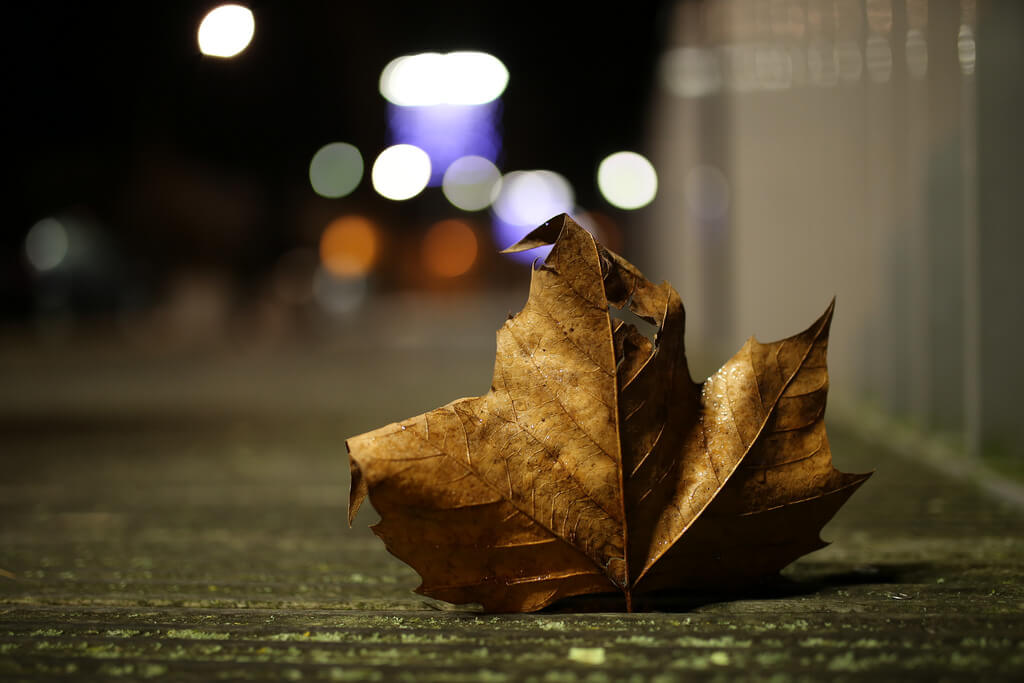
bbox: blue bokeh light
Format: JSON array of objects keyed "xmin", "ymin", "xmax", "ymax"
[{"xmin": 388, "ymin": 102, "xmax": 501, "ymax": 186}]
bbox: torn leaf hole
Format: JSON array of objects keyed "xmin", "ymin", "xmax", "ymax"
[{"xmin": 609, "ymin": 304, "xmax": 659, "ymax": 343}]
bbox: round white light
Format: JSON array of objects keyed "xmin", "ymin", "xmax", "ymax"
[
  {"xmin": 442, "ymin": 156, "xmax": 502, "ymax": 211},
  {"xmin": 491, "ymin": 170, "xmax": 574, "ymax": 227},
  {"xmin": 380, "ymin": 53, "xmax": 445, "ymax": 107},
  {"xmin": 443, "ymin": 52, "xmax": 509, "ymax": 105},
  {"xmin": 597, "ymin": 152, "xmax": 658, "ymax": 210},
  {"xmin": 309, "ymin": 142, "xmax": 364, "ymax": 198},
  {"xmin": 197, "ymin": 5, "xmax": 255, "ymax": 58},
  {"xmin": 371, "ymin": 144, "xmax": 432, "ymax": 201},
  {"xmin": 379, "ymin": 52, "xmax": 509, "ymax": 106},
  {"xmin": 25, "ymin": 217, "xmax": 69, "ymax": 272}
]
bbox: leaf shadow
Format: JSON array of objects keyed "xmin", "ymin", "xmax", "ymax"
[{"xmin": 542, "ymin": 562, "xmax": 933, "ymax": 613}]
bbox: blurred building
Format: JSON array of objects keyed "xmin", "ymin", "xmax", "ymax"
[
  {"xmin": 7, "ymin": 1, "xmax": 1022, "ymax": 466},
  {"xmin": 647, "ymin": 0, "xmax": 1023, "ymax": 460}
]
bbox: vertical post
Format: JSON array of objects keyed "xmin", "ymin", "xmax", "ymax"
[
  {"xmin": 904, "ymin": 0, "xmax": 932, "ymax": 425},
  {"xmin": 958, "ymin": 3, "xmax": 980, "ymax": 460},
  {"xmin": 697, "ymin": 0, "xmax": 733, "ymax": 353}
]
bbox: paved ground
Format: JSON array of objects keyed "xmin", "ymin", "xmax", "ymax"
[{"xmin": 2, "ymin": 296, "xmax": 1022, "ymax": 681}]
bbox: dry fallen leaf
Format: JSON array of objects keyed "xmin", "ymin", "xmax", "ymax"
[{"xmin": 347, "ymin": 214, "xmax": 871, "ymax": 612}]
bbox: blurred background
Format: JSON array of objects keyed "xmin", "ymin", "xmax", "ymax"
[{"xmin": 3, "ymin": 0, "xmax": 1022, "ymax": 467}]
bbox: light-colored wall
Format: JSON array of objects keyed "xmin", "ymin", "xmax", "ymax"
[{"xmin": 645, "ymin": 0, "xmax": 1020, "ymax": 459}]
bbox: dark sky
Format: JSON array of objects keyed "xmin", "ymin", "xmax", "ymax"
[{"xmin": 6, "ymin": 1, "xmax": 669, "ymax": 313}]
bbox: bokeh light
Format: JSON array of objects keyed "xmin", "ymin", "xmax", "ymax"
[
  {"xmin": 753, "ymin": 45, "xmax": 794, "ymax": 91},
  {"xmin": 865, "ymin": 35, "xmax": 893, "ymax": 83},
  {"xmin": 371, "ymin": 144, "xmax": 431, "ymax": 200},
  {"xmin": 25, "ymin": 217, "xmax": 69, "ymax": 272},
  {"xmin": 309, "ymin": 142, "xmax": 363, "ymax": 198},
  {"xmin": 422, "ymin": 219, "xmax": 478, "ymax": 278},
  {"xmin": 389, "ymin": 104, "xmax": 500, "ymax": 186},
  {"xmin": 597, "ymin": 152, "xmax": 658, "ymax": 210},
  {"xmin": 660, "ymin": 46, "xmax": 722, "ymax": 98},
  {"xmin": 684, "ymin": 165, "xmax": 731, "ymax": 222},
  {"xmin": 319, "ymin": 216, "xmax": 379, "ymax": 279},
  {"xmin": 313, "ymin": 267, "xmax": 368, "ymax": 315},
  {"xmin": 958, "ymin": 24, "xmax": 976, "ymax": 75},
  {"xmin": 442, "ymin": 156, "xmax": 501, "ymax": 211},
  {"xmin": 197, "ymin": 5, "xmax": 255, "ymax": 58},
  {"xmin": 379, "ymin": 52, "xmax": 509, "ymax": 106},
  {"xmin": 492, "ymin": 171, "xmax": 574, "ymax": 228},
  {"xmin": 835, "ymin": 41, "xmax": 864, "ymax": 82},
  {"xmin": 807, "ymin": 41, "xmax": 839, "ymax": 86},
  {"xmin": 906, "ymin": 29, "xmax": 929, "ymax": 79}
]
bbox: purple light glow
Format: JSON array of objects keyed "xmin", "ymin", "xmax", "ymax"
[
  {"xmin": 388, "ymin": 101, "xmax": 502, "ymax": 186},
  {"xmin": 492, "ymin": 216, "xmax": 553, "ymax": 265},
  {"xmin": 490, "ymin": 170, "xmax": 575, "ymax": 264}
]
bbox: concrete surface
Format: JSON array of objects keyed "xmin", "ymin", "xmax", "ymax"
[{"xmin": 1, "ymin": 298, "xmax": 1021, "ymax": 681}]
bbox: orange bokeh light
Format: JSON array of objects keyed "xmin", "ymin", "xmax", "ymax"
[
  {"xmin": 320, "ymin": 216, "xmax": 379, "ymax": 278},
  {"xmin": 422, "ymin": 219, "xmax": 478, "ymax": 278}
]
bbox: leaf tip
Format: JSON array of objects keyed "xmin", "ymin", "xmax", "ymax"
[
  {"xmin": 821, "ymin": 296, "xmax": 836, "ymax": 327},
  {"xmin": 346, "ymin": 442, "xmax": 368, "ymax": 527},
  {"xmin": 796, "ymin": 297, "xmax": 836, "ymax": 342},
  {"xmin": 499, "ymin": 213, "xmax": 572, "ymax": 254}
]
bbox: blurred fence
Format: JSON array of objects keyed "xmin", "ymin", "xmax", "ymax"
[{"xmin": 645, "ymin": 0, "xmax": 1022, "ymax": 460}]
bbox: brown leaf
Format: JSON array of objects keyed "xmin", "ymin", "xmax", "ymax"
[{"xmin": 346, "ymin": 214, "xmax": 871, "ymax": 612}]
